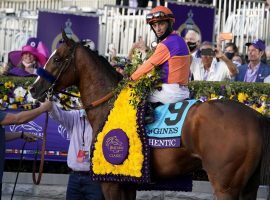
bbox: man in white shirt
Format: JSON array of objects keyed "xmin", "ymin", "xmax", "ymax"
[
  {"xmin": 42, "ymin": 100, "xmax": 104, "ymax": 200},
  {"xmin": 190, "ymin": 41, "xmax": 238, "ymax": 81}
]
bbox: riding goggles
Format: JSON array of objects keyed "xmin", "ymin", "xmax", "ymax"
[{"xmin": 146, "ymin": 11, "xmax": 174, "ymax": 23}]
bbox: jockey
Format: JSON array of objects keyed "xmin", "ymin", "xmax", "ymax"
[{"xmin": 130, "ymin": 6, "xmax": 191, "ymax": 122}]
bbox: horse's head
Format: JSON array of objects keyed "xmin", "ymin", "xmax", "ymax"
[{"xmin": 30, "ymin": 31, "xmax": 78, "ymax": 102}]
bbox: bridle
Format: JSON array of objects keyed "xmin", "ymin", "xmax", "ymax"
[
  {"xmin": 36, "ymin": 42, "xmax": 114, "ymax": 110},
  {"xmin": 37, "ymin": 42, "xmax": 78, "ymax": 99}
]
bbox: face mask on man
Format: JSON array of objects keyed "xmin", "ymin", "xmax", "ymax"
[
  {"xmin": 187, "ymin": 42, "xmax": 197, "ymax": 52},
  {"xmin": 225, "ymin": 52, "xmax": 234, "ymax": 60}
]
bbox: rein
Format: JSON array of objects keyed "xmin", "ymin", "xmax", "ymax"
[
  {"xmin": 56, "ymin": 90, "xmax": 114, "ymax": 111},
  {"xmin": 32, "ymin": 111, "xmax": 48, "ymax": 185},
  {"xmin": 84, "ymin": 92, "xmax": 114, "ymax": 112}
]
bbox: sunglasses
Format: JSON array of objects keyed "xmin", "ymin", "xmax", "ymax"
[{"xmin": 146, "ymin": 11, "xmax": 173, "ymax": 23}]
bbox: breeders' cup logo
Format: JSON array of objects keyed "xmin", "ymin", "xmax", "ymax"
[
  {"xmin": 105, "ymin": 136, "xmax": 123, "ymax": 153},
  {"xmin": 177, "ymin": 10, "xmax": 201, "ymax": 38},
  {"xmin": 9, "ymin": 121, "xmax": 43, "ymax": 137},
  {"xmin": 102, "ymin": 129, "xmax": 129, "ymax": 165},
  {"xmin": 58, "ymin": 125, "xmax": 70, "ymax": 140},
  {"xmin": 51, "ymin": 18, "xmax": 79, "ymax": 53}
]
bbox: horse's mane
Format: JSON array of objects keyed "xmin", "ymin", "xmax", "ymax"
[{"xmin": 79, "ymin": 42, "xmax": 123, "ymax": 82}]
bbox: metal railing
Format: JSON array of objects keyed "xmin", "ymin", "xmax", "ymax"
[
  {"xmin": 0, "ymin": 0, "xmax": 116, "ymax": 14},
  {"xmin": 0, "ymin": 16, "xmax": 37, "ymax": 62},
  {"xmin": 212, "ymin": 0, "xmax": 269, "ymax": 53},
  {"xmin": 101, "ymin": 5, "xmax": 155, "ymax": 58},
  {"xmin": 0, "ymin": 0, "xmax": 62, "ymax": 14},
  {"xmin": 62, "ymin": 0, "xmax": 115, "ymax": 10}
]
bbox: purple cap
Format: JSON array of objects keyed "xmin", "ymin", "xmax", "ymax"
[{"xmin": 246, "ymin": 39, "xmax": 266, "ymax": 51}]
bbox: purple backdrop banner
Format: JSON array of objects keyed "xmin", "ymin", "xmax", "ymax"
[
  {"xmin": 168, "ymin": 2, "xmax": 215, "ymax": 42},
  {"xmin": 37, "ymin": 11, "xmax": 99, "ymax": 54},
  {"xmin": 5, "ymin": 110, "xmax": 69, "ymax": 162}
]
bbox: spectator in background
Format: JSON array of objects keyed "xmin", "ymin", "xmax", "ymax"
[
  {"xmin": 0, "ymin": 103, "xmax": 51, "ymax": 198},
  {"xmin": 41, "ymin": 100, "xmax": 104, "ymax": 200},
  {"xmin": 109, "ymin": 37, "xmax": 150, "ymax": 76},
  {"xmin": 224, "ymin": 42, "xmax": 238, "ymax": 60},
  {"xmin": 235, "ymin": 39, "xmax": 270, "ymax": 82},
  {"xmin": 190, "ymin": 41, "xmax": 238, "ymax": 81},
  {"xmin": 184, "ymin": 29, "xmax": 201, "ymax": 58},
  {"xmin": 265, "ymin": 45, "xmax": 270, "ymax": 66},
  {"xmin": 232, "ymin": 54, "xmax": 244, "ymax": 67},
  {"xmin": 128, "ymin": 36, "xmax": 149, "ymax": 60},
  {"xmin": 2, "ymin": 37, "xmax": 49, "ymax": 77}
]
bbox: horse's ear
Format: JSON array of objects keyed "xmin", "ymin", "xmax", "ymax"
[{"xmin": 61, "ymin": 30, "xmax": 75, "ymax": 47}]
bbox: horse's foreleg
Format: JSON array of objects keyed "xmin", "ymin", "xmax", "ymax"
[{"xmin": 101, "ymin": 182, "xmax": 136, "ymax": 200}]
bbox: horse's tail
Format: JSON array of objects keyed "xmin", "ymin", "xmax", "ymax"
[{"xmin": 260, "ymin": 116, "xmax": 270, "ymax": 187}]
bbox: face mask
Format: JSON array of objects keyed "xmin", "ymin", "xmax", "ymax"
[
  {"xmin": 187, "ymin": 42, "xmax": 197, "ymax": 52},
  {"xmin": 225, "ymin": 52, "xmax": 234, "ymax": 60},
  {"xmin": 233, "ymin": 61, "xmax": 241, "ymax": 67}
]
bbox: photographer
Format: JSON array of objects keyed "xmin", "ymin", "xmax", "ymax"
[{"xmin": 190, "ymin": 41, "xmax": 238, "ymax": 81}]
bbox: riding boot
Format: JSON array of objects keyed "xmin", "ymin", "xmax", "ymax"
[{"xmin": 145, "ymin": 103, "xmax": 156, "ymax": 124}]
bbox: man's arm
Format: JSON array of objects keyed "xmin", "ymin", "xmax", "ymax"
[
  {"xmin": 45, "ymin": 101, "xmax": 78, "ymax": 131},
  {"xmin": 0, "ymin": 103, "xmax": 51, "ymax": 126},
  {"xmin": 215, "ymin": 48, "xmax": 238, "ymax": 76}
]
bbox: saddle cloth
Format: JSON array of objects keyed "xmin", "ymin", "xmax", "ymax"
[{"xmin": 146, "ymin": 100, "xmax": 198, "ymax": 148}]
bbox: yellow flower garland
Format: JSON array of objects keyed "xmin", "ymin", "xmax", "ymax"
[{"xmin": 92, "ymin": 87, "xmax": 144, "ymax": 177}]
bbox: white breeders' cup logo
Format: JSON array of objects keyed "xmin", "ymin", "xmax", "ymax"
[
  {"xmin": 8, "ymin": 121, "xmax": 70, "ymax": 140},
  {"xmin": 9, "ymin": 121, "xmax": 43, "ymax": 137},
  {"xmin": 9, "ymin": 121, "xmax": 42, "ymax": 132},
  {"xmin": 58, "ymin": 125, "xmax": 70, "ymax": 140}
]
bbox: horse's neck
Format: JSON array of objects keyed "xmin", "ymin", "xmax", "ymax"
[{"xmin": 77, "ymin": 51, "xmax": 119, "ymax": 137}]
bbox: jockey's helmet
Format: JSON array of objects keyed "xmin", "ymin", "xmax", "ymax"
[{"xmin": 146, "ymin": 6, "xmax": 175, "ymax": 25}]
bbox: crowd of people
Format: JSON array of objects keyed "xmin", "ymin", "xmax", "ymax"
[{"xmin": 110, "ymin": 10, "xmax": 270, "ymax": 83}]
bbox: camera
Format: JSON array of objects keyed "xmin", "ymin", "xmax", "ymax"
[{"xmin": 200, "ymin": 48, "xmax": 215, "ymax": 56}]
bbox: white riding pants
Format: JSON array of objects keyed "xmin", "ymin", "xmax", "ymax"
[{"xmin": 149, "ymin": 83, "xmax": 190, "ymax": 104}]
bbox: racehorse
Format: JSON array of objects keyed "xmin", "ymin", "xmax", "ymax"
[{"xmin": 30, "ymin": 32, "xmax": 270, "ymax": 200}]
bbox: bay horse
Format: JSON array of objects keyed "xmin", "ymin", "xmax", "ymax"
[{"xmin": 30, "ymin": 33, "xmax": 270, "ymax": 200}]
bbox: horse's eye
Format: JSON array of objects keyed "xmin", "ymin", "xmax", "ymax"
[{"xmin": 53, "ymin": 57, "xmax": 60, "ymax": 63}]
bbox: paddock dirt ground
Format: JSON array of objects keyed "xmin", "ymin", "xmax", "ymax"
[{"xmin": 2, "ymin": 172, "xmax": 268, "ymax": 200}]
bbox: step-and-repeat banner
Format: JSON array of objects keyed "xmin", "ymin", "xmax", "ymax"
[
  {"xmin": 5, "ymin": 110, "xmax": 69, "ymax": 161},
  {"xmin": 37, "ymin": 10, "xmax": 99, "ymax": 54},
  {"xmin": 168, "ymin": 2, "xmax": 215, "ymax": 42}
]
